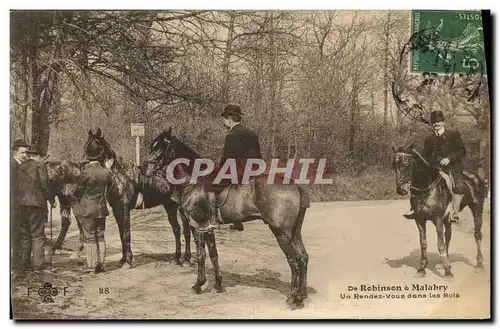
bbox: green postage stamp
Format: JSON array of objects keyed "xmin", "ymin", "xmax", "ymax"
[{"xmin": 410, "ymin": 10, "xmax": 486, "ymax": 74}]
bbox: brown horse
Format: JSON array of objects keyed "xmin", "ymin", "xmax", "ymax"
[
  {"xmin": 392, "ymin": 143, "xmax": 486, "ymax": 278},
  {"xmin": 50, "ymin": 128, "xmax": 193, "ymax": 268},
  {"xmin": 143, "ymin": 129, "xmax": 310, "ymax": 309},
  {"xmin": 45, "ymin": 160, "xmax": 87, "ymax": 256}
]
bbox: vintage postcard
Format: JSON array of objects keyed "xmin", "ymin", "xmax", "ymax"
[{"xmin": 9, "ymin": 9, "xmax": 491, "ymax": 320}]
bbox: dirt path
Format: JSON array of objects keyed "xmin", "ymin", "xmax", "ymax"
[{"xmin": 11, "ymin": 200, "xmax": 490, "ymax": 319}]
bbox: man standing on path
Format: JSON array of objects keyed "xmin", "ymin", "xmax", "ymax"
[
  {"xmin": 15, "ymin": 143, "xmax": 56, "ymax": 275},
  {"xmin": 11, "ymin": 139, "xmax": 29, "ymax": 274},
  {"xmin": 72, "ymin": 144, "xmax": 113, "ymax": 274}
]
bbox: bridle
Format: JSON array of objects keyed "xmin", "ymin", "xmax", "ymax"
[
  {"xmin": 395, "ymin": 152, "xmax": 413, "ymax": 187},
  {"xmin": 395, "ymin": 151, "xmax": 443, "ymax": 196}
]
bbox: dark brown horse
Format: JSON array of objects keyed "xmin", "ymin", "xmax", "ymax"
[
  {"xmin": 143, "ymin": 129, "xmax": 310, "ymax": 309},
  {"xmin": 392, "ymin": 143, "xmax": 486, "ymax": 278},
  {"xmin": 45, "ymin": 160, "xmax": 88, "ymax": 256},
  {"xmin": 49, "ymin": 128, "xmax": 193, "ymax": 268}
]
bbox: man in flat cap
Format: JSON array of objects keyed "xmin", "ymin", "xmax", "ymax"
[
  {"xmin": 403, "ymin": 110, "xmax": 466, "ymax": 221},
  {"xmin": 14, "ymin": 143, "xmax": 56, "ymax": 274}
]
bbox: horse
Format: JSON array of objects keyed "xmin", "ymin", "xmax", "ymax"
[
  {"xmin": 83, "ymin": 128, "xmax": 193, "ymax": 268},
  {"xmin": 143, "ymin": 128, "xmax": 310, "ymax": 309},
  {"xmin": 391, "ymin": 142, "xmax": 486, "ymax": 279},
  {"xmin": 45, "ymin": 160, "xmax": 88, "ymax": 256}
]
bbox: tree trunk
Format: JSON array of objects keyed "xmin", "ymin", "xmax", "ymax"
[
  {"xmin": 221, "ymin": 12, "xmax": 235, "ymax": 103},
  {"xmin": 383, "ymin": 12, "xmax": 391, "ymax": 125},
  {"xmin": 269, "ymin": 12, "xmax": 279, "ymax": 158},
  {"xmin": 34, "ymin": 16, "xmax": 66, "ymax": 156}
]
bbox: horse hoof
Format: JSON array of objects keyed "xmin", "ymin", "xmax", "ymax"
[
  {"xmin": 444, "ymin": 273, "xmax": 454, "ymax": 281},
  {"xmin": 289, "ymin": 300, "xmax": 305, "ymax": 310},
  {"xmin": 415, "ymin": 270, "xmax": 426, "ymax": 278},
  {"xmin": 120, "ymin": 262, "xmax": 132, "ymax": 270},
  {"xmin": 286, "ymin": 296, "xmax": 296, "ymax": 306},
  {"xmin": 191, "ymin": 284, "xmax": 202, "ymax": 294},
  {"xmin": 214, "ymin": 285, "xmax": 225, "ymax": 293},
  {"xmin": 175, "ymin": 259, "xmax": 183, "ymax": 266},
  {"xmin": 474, "ymin": 265, "xmax": 484, "ymax": 273}
]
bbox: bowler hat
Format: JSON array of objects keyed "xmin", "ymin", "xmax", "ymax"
[
  {"xmin": 221, "ymin": 104, "xmax": 244, "ymax": 117},
  {"xmin": 27, "ymin": 144, "xmax": 41, "ymax": 155},
  {"xmin": 430, "ymin": 111, "xmax": 445, "ymax": 124},
  {"xmin": 12, "ymin": 139, "xmax": 28, "ymax": 150}
]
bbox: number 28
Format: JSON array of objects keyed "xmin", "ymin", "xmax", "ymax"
[{"xmin": 99, "ymin": 288, "xmax": 110, "ymax": 294}]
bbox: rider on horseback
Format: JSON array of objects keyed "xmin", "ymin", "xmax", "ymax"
[
  {"xmin": 203, "ymin": 104, "xmax": 263, "ymax": 232},
  {"xmin": 403, "ymin": 110, "xmax": 466, "ymax": 221}
]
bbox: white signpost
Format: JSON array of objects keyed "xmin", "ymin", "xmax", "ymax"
[{"xmin": 131, "ymin": 123, "xmax": 145, "ymax": 166}]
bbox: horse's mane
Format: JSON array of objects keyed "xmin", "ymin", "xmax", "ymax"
[{"xmin": 172, "ymin": 136, "xmax": 200, "ymax": 160}]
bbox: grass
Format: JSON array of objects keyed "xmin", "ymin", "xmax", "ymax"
[{"xmin": 309, "ymin": 168, "xmax": 404, "ymax": 202}]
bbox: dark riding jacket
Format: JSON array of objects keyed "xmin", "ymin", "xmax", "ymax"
[
  {"xmin": 72, "ymin": 162, "xmax": 113, "ymax": 218},
  {"xmin": 219, "ymin": 123, "xmax": 262, "ymax": 182},
  {"xmin": 422, "ymin": 129, "xmax": 466, "ymax": 170},
  {"xmin": 222, "ymin": 123, "xmax": 262, "ymax": 161}
]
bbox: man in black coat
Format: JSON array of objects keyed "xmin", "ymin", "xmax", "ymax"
[
  {"xmin": 11, "ymin": 139, "xmax": 29, "ymax": 272},
  {"xmin": 403, "ymin": 110, "xmax": 466, "ymax": 221},
  {"xmin": 14, "ymin": 143, "xmax": 56, "ymax": 273},
  {"xmin": 72, "ymin": 145, "xmax": 113, "ymax": 274},
  {"xmin": 204, "ymin": 105, "xmax": 263, "ymax": 232}
]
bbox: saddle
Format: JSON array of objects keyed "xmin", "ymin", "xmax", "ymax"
[{"xmin": 438, "ymin": 170, "xmax": 455, "ymax": 195}]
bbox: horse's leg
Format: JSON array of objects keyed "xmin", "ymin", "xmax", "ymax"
[
  {"xmin": 182, "ymin": 216, "xmax": 192, "ymax": 265},
  {"xmin": 74, "ymin": 215, "xmax": 85, "ymax": 258},
  {"xmin": 123, "ymin": 208, "xmax": 133, "ymax": 267},
  {"xmin": 269, "ymin": 226, "xmax": 300, "ymax": 309},
  {"xmin": 52, "ymin": 210, "xmax": 71, "ymax": 251},
  {"xmin": 191, "ymin": 229, "xmax": 207, "ymax": 294},
  {"xmin": 292, "ymin": 209, "xmax": 309, "ymax": 302},
  {"xmin": 206, "ymin": 230, "xmax": 224, "ymax": 293},
  {"xmin": 436, "ymin": 216, "xmax": 453, "ymax": 279},
  {"xmin": 112, "ymin": 205, "xmax": 132, "ymax": 268},
  {"xmin": 164, "ymin": 203, "xmax": 182, "ymax": 265},
  {"xmin": 470, "ymin": 200, "xmax": 484, "ymax": 272},
  {"xmin": 415, "ymin": 218, "xmax": 428, "ymax": 277}
]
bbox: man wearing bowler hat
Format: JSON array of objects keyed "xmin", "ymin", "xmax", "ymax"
[
  {"xmin": 403, "ymin": 110, "xmax": 466, "ymax": 221},
  {"xmin": 72, "ymin": 142, "xmax": 113, "ymax": 274},
  {"xmin": 206, "ymin": 104, "xmax": 263, "ymax": 232}
]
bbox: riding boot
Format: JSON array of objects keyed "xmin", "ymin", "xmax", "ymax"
[
  {"xmin": 84, "ymin": 243, "xmax": 97, "ymax": 273},
  {"xmin": 452, "ymin": 171, "xmax": 465, "ymax": 195},
  {"xmin": 403, "ymin": 207, "xmax": 416, "ymax": 219},
  {"xmin": 95, "ymin": 240, "xmax": 106, "ymax": 274},
  {"xmin": 230, "ymin": 222, "xmax": 244, "ymax": 231}
]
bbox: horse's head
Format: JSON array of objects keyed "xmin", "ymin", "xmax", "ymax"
[
  {"xmin": 143, "ymin": 127, "xmax": 175, "ymax": 176},
  {"xmin": 84, "ymin": 128, "xmax": 116, "ymax": 166},
  {"xmin": 391, "ymin": 141, "xmax": 415, "ymax": 196}
]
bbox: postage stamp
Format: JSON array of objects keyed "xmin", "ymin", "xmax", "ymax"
[
  {"xmin": 410, "ymin": 10, "xmax": 486, "ymax": 74},
  {"xmin": 9, "ymin": 9, "xmax": 491, "ymax": 320}
]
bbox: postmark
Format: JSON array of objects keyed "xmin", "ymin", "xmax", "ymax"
[
  {"xmin": 410, "ymin": 10, "xmax": 486, "ymax": 75},
  {"xmin": 391, "ymin": 10, "xmax": 487, "ymax": 124}
]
